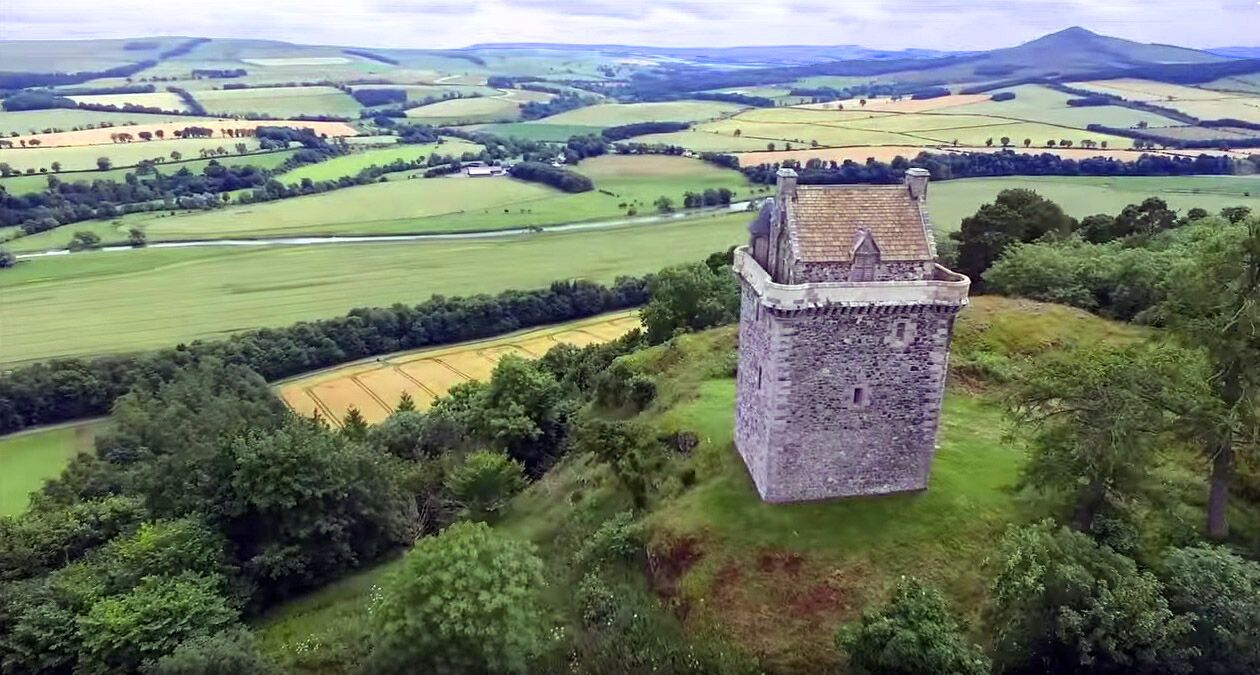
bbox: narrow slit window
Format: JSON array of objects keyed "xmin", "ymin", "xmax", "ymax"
[{"xmin": 895, "ymin": 323, "xmax": 906, "ymax": 340}]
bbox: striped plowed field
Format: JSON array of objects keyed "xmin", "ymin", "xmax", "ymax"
[{"xmin": 276, "ymin": 311, "xmax": 641, "ymax": 425}]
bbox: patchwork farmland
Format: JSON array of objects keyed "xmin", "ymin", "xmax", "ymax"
[{"xmin": 278, "ymin": 311, "xmax": 642, "ymax": 424}]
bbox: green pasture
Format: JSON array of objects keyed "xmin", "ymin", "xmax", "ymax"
[
  {"xmin": 0, "ymin": 212, "xmax": 750, "ymax": 364},
  {"xmin": 1071, "ymin": 79, "xmax": 1260, "ymax": 124},
  {"xmin": 0, "ymin": 420, "xmax": 102, "ymax": 516},
  {"xmin": 534, "ymin": 100, "xmax": 745, "ymax": 126},
  {"xmin": 404, "ymin": 95, "xmax": 523, "ymax": 124},
  {"xmin": 191, "ymin": 86, "xmax": 363, "ymax": 118},
  {"xmin": 0, "ymin": 109, "xmax": 226, "ymax": 136},
  {"xmin": 0, "ymin": 149, "xmax": 296, "ymax": 196},
  {"xmin": 0, "ymin": 137, "xmax": 264, "ymax": 173},
  {"xmin": 471, "ymin": 122, "xmax": 603, "ymax": 141},
  {"xmin": 7, "ymin": 154, "xmax": 753, "ymax": 248},
  {"xmin": 950, "ymin": 85, "xmax": 1185, "ymax": 128},
  {"xmin": 66, "ymin": 91, "xmax": 191, "ymax": 112},
  {"xmin": 350, "ymin": 83, "xmax": 500, "ymax": 100},
  {"xmin": 929, "ymin": 174, "xmax": 1260, "ymax": 233},
  {"xmin": 626, "ymin": 129, "xmax": 778, "ymax": 152},
  {"xmin": 275, "ymin": 138, "xmax": 483, "ymax": 183}
]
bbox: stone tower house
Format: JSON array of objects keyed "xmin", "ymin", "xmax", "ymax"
[{"xmin": 733, "ymin": 168, "xmax": 970, "ymax": 502}]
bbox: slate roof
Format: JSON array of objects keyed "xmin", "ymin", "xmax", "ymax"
[
  {"xmin": 748, "ymin": 198, "xmax": 774, "ymax": 236},
  {"xmin": 788, "ymin": 184, "xmax": 931, "ymax": 262}
]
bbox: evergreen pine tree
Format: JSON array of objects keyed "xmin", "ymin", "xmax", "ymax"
[
  {"xmin": 342, "ymin": 406, "xmax": 369, "ymax": 441},
  {"xmin": 396, "ymin": 391, "xmax": 417, "ymax": 412}
]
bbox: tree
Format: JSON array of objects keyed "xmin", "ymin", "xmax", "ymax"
[
  {"xmin": 451, "ymin": 356, "xmax": 567, "ymax": 471},
  {"xmin": 733, "ymin": 128, "xmax": 741, "ymax": 137},
  {"xmin": 985, "ymin": 138, "xmax": 994, "ymax": 147},
  {"xmin": 0, "ymin": 247, "xmax": 15, "ymax": 269},
  {"xmin": 641, "ymin": 262, "xmax": 739, "ymax": 344},
  {"xmin": 77, "ymin": 574, "xmax": 238, "ymax": 675},
  {"xmin": 51, "ymin": 161, "xmax": 62, "ymax": 172},
  {"xmin": 987, "ymin": 522, "xmax": 1194, "ymax": 675},
  {"xmin": 67, "ymin": 230, "xmax": 103, "ymax": 251},
  {"xmin": 0, "ymin": 162, "xmax": 13, "ymax": 176},
  {"xmin": 1009, "ymin": 343, "xmax": 1207, "ymax": 534},
  {"xmin": 1220, "ymin": 206, "xmax": 1252, "ymax": 224},
  {"xmin": 1000, "ymin": 136, "xmax": 1011, "ymax": 147},
  {"xmin": 1159, "ymin": 545, "xmax": 1260, "ymax": 674},
  {"xmin": 396, "ymin": 391, "xmax": 416, "ymax": 412},
  {"xmin": 170, "ymin": 151, "xmax": 182, "ymax": 161},
  {"xmin": 341, "ymin": 406, "xmax": 369, "ymax": 441},
  {"xmin": 766, "ymin": 142, "xmax": 775, "ymax": 151},
  {"xmin": 654, "ymin": 195, "xmax": 674, "ymax": 213},
  {"xmin": 445, "ymin": 449, "xmax": 525, "ymax": 521},
  {"xmin": 128, "ymin": 228, "xmax": 147, "ymax": 248},
  {"xmin": 365, "ymin": 522, "xmax": 546, "ymax": 674},
  {"xmin": 837, "ymin": 577, "xmax": 989, "ymax": 675},
  {"xmin": 1112, "ymin": 197, "xmax": 1177, "ymax": 239},
  {"xmin": 1023, "ymin": 138, "xmax": 1031, "ymax": 148},
  {"xmin": 950, "ymin": 188, "xmax": 1076, "ymax": 290},
  {"xmin": 1157, "ymin": 218, "xmax": 1260, "ymax": 539},
  {"xmin": 96, "ymin": 156, "xmax": 112, "ymax": 171}
]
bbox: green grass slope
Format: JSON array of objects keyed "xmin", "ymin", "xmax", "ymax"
[{"xmin": 0, "ymin": 419, "xmax": 102, "ymax": 516}]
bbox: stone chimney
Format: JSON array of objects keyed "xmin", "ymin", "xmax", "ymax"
[
  {"xmin": 905, "ymin": 167, "xmax": 929, "ymax": 201},
  {"xmin": 776, "ymin": 167, "xmax": 798, "ymax": 202}
]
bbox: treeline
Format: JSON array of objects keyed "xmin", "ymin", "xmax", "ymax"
[
  {"xmin": 343, "ymin": 48, "xmax": 400, "ymax": 65},
  {"xmin": 691, "ymin": 91, "xmax": 775, "ymax": 107},
  {"xmin": 1088, "ymin": 123, "xmax": 1260, "ymax": 150},
  {"xmin": 0, "ymin": 278, "xmax": 648, "ymax": 435},
  {"xmin": 600, "ymin": 121, "xmax": 690, "ymax": 141},
  {"xmin": 350, "ymin": 87, "xmax": 407, "ymax": 106},
  {"xmin": 0, "ymin": 91, "xmax": 76, "ymax": 111},
  {"xmin": 509, "ymin": 161, "xmax": 595, "ymax": 192},
  {"xmin": 741, "ymin": 149, "xmax": 1255, "ymax": 185},
  {"xmin": 519, "ymin": 92, "xmax": 597, "ymax": 121}
]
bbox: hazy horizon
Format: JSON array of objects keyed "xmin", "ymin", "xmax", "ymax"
[{"xmin": 2, "ymin": 0, "xmax": 1257, "ymax": 52}]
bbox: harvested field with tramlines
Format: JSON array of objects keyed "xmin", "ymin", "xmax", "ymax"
[
  {"xmin": 278, "ymin": 311, "xmax": 643, "ymax": 424},
  {"xmin": 0, "ymin": 119, "xmax": 358, "ymax": 148}
]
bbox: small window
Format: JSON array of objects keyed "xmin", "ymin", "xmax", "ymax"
[
  {"xmin": 895, "ymin": 323, "xmax": 906, "ymax": 340},
  {"xmin": 757, "ymin": 366, "xmax": 763, "ymax": 388},
  {"xmin": 852, "ymin": 387, "xmax": 869, "ymax": 407}
]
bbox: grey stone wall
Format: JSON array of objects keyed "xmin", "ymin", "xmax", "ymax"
[
  {"xmin": 734, "ymin": 283, "xmax": 773, "ymax": 495},
  {"xmin": 795, "ymin": 260, "xmax": 935, "ymax": 283},
  {"xmin": 734, "ymin": 297, "xmax": 961, "ymax": 502}
]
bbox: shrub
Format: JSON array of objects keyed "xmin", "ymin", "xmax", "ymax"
[
  {"xmin": 572, "ymin": 511, "xmax": 640, "ymax": 572},
  {"xmin": 444, "ymin": 450, "xmax": 526, "ymax": 521},
  {"xmin": 144, "ymin": 628, "xmax": 276, "ymax": 675},
  {"xmin": 641, "ymin": 262, "xmax": 739, "ymax": 344},
  {"xmin": 837, "ymin": 577, "xmax": 989, "ymax": 675},
  {"xmin": 366, "ymin": 522, "xmax": 547, "ymax": 674}
]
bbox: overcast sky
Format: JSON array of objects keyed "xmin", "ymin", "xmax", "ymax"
[{"xmin": 2, "ymin": 0, "xmax": 1257, "ymax": 50}]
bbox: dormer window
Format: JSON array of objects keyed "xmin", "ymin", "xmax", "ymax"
[{"xmin": 849, "ymin": 229, "xmax": 881, "ymax": 282}]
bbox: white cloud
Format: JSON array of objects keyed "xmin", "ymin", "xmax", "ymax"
[{"xmin": 0, "ymin": 0, "xmax": 1254, "ymax": 49}]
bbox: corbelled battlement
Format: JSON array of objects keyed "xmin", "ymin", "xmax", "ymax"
[{"xmin": 733, "ymin": 246, "xmax": 969, "ymax": 312}]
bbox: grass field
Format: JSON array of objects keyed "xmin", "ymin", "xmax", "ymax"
[
  {"xmin": 2, "ymin": 155, "xmax": 751, "ymax": 248},
  {"xmin": 0, "ymin": 212, "xmax": 749, "ymax": 365},
  {"xmin": 349, "ymin": 83, "xmax": 500, "ymax": 100},
  {"xmin": 275, "ymin": 139, "xmax": 483, "ymax": 183},
  {"xmin": 467, "ymin": 122, "xmax": 604, "ymax": 141},
  {"xmin": 0, "ymin": 137, "xmax": 265, "ymax": 173},
  {"xmin": 66, "ymin": 91, "xmax": 192, "ymax": 111},
  {"xmin": 0, "ymin": 37, "xmax": 187, "ymax": 72},
  {"xmin": 929, "ymin": 174, "xmax": 1260, "ymax": 232},
  {"xmin": 948, "ymin": 84, "xmax": 1186, "ymax": 128},
  {"xmin": 0, "ymin": 109, "xmax": 224, "ymax": 136},
  {"xmin": 0, "ymin": 419, "xmax": 102, "ymax": 516},
  {"xmin": 0, "ymin": 149, "xmax": 296, "ymax": 195},
  {"xmin": 404, "ymin": 89, "xmax": 552, "ymax": 125},
  {"xmin": 277, "ymin": 311, "xmax": 642, "ymax": 425},
  {"xmin": 191, "ymin": 86, "xmax": 364, "ymax": 118},
  {"xmin": 533, "ymin": 100, "xmax": 745, "ymax": 126},
  {"xmin": 1072, "ymin": 78, "xmax": 1260, "ymax": 123}
]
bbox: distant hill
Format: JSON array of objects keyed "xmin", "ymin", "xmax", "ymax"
[
  {"xmin": 462, "ymin": 43, "xmax": 958, "ymax": 66},
  {"xmin": 1210, "ymin": 46, "xmax": 1260, "ymax": 59}
]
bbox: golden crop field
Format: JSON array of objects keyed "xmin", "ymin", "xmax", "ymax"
[
  {"xmin": 277, "ymin": 311, "xmax": 643, "ymax": 425},
  {"xmin": 6, "ymin": 119, "xmax": 358, "ymax": 147}
]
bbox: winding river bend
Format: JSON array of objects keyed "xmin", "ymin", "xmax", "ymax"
[{"xmin": 15, "ymin": 201, "xmax": 753, "ymax": 260}]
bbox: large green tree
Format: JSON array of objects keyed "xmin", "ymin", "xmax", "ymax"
[
  {"xmin": 365, "ymin": 522, "xmax": 546, "ymax": 674},
  {"xmin": 641, "ymin": 262, "xmax": 738, "ymax": 344},
  {"xmin": 1009, "ymin": 343, "xmax": 1208, "ymax": 533},
  {"xmin": 444, "ymin": 449, "xmax": 525, "ymax": 521},
  {"xmin": 837, "ymin": 577, "xmax": 989, "ymax": 675},
  {"xmin": 1160, "ymin": 545, "xmax": 1260, "ymax": 674},
  {"xmin": 987, "ymin": 522, "xmax": 1194, "ymax": 674},
  {"xmin": 1156, "ymin": 218, "xmax": 1260, "ymax": 539},
  {"xmin": 950, "ymin": 188, "xmax": 1075, "ymax": 290}
]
